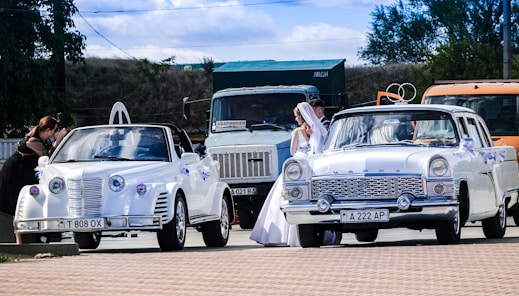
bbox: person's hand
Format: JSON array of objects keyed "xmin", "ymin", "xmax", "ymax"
[{"xmin": 57, "ymin": 128, "xmax": 68, "ymax": 140}]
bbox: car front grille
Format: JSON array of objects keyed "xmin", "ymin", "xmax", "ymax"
[
  {"xmin": 154, "ymin": 192, "xmax": 168, "ymax": 225},
  {"xmin": 68, "ymin": 178, "xmax": 103, "ymax": 217},
  {"xmin": 210, "ymin": 150, "xmax": 273, "ymax": 180},
  {"xmin": 311, "ymin": 176, "xmax": 425, "ymax": 200}
]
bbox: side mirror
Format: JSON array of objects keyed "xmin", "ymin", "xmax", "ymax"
[
  {"xmin": 181, "ymin": 152, "xmax": 200, "ymax": 164},
  {"xmin": 38, "ymin": 156, "xmax": 50, "ymax": 167}
]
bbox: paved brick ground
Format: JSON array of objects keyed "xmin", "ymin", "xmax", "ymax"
[{"xmin": 1, "ymin": 237, "xmax": 518, "ymax": 295}]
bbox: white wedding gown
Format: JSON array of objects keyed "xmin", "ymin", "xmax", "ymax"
[{"xmin": 249, "ymin": 129, "xmax": 307, "ymax": 247}]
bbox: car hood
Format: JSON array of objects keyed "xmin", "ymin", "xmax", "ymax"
[
  {"xmin": 41, "ymin": 161, "xmax": 172, "ymax": 181},
  {"xmin": 308, "ymin": 147, "xmax": 446, "ymax": 176}
]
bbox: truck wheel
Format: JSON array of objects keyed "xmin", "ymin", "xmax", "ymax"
[
  {"xmin": 74, "ymin": 231, "xmax": 102, "ymax": 249},
  {"xmin": 157, "ymin": 193, "xmax": 187, "ymax": 251},
  {"xmin": 435, "ymin": 206, "xmax": 461, "ymax": 244},
  {"xmin": 238, "ymin": 211, "xmax": 255, "ymax": 229},
  {"xmin": 355, "ymin": 229, "xmax": 378, "ymax": 242},
  {"xmin": 201, "ymin": 197, "xmax": 230, "ymax": 247},
  {"xmin": 482, "ymin": 204, "xmax": 506, "ymax": 239},
  {"xmin": 297, "ymin": 224, "xmax": 324, "ymax": 248}
]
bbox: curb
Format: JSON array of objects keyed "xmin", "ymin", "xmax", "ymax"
[{"xmin": 0, "ymin": 243, "xmax": 79, "ymax": 257}]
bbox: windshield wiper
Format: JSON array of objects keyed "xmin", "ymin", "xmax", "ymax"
[
  {"xmin": 213, "ymin": 127, "xmax": 250, "ymax": 133},
  {"xmin": 250, "ymin": 123, "xmax": 287, "ymax": 131},
  {"xmin": 93, "ymin": 155, "xmax": 131, "ymax": 161}
]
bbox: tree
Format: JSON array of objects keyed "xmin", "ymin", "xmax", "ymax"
[
  {"xmin": 359, "ymin": 0, "xmax": 517, "ymax": 79},
  {"xmin": 0, "ymin": 0, "xmax": 85, "ymax": 137},
  {"xmin": 359, "ymin": 0, "xmax": 437, "ymax": 65}
]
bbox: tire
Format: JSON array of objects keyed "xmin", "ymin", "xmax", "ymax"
[
  {"xmin": 73, "ymin": 231, "xmax": 102, "ymax": 249},
  {"xmin": 237, "ymin": 210, "xmax": 255, "ymax": 229},
  {"xmin": 201, "ymin": 197, "xmax": 230, "ymax": 247},
  {"xmin": 482, "ymin": 204, "xmax": 506, "ymax": 239},
  {"xmin": 157, "ymin": 193, "xmax": 187, "ymax": 251},
  {"xmin": 355, "ymin": 229, "xmax": 379, "ymax": 242},
  {"xmin": 297, "ymin": 224, "xmax": 324, "ymax": 248},
  {"xmin": 435, "ymin": 205, "xmax": 461, "ymax": 244}
]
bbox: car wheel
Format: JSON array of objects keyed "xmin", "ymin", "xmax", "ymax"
[
  {"xmin": 201, "ymin": 197, "xmax": 230, "ymax": 247},
  {"xmin": 355, "ymin": 229, "xmax": 379, "ymax": 242},
  {"xmin": 297, "ymin": 224, "xmax": 324, "ymax": 248},
  {"xmin": 482, "ymin": 204, "xmax": 507, "ymax": 239},
  {"xmin": 435, "ymin": 205, "xmax": 461, "ymax": 244},
  {"xmin": 157, "ymin": 192, "xmax": 187, "ymax": 251},
  {"xmin": 73, "ymin": 231, "xmax": 102, "ymax": 249}
]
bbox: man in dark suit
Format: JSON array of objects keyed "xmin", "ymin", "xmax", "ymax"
[
  {"xmin": 310, "ymin": 98, "xmax": 330, "ymax": 129},
  {"xmin": 309, "ymin": 98, "xmax": 342, "ymax": 245}
]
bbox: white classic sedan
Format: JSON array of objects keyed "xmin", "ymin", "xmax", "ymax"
[
  {"xmin": 280, "ymin": 104, "xmax": 519, "ymax": 247},
  {"xmin": 14, "ymin": 123, "xmax": 233, "ymax": 251}
]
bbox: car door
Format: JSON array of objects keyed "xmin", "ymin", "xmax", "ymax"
[{"xmin": 460, "ymin": 114, "xmax": 497, "ymax": 215}]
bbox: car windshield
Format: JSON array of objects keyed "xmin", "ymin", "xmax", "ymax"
[
  {"xmin": 210, "ymin": 93, "xmax": 306, "ymax": 132},
  {"xmin": 324, "ymin": 110, "xmax": 458, "ymax": 150},
  {"xmin": 52, "ymin": 126, "xmax": 169, "ymax": 163}
]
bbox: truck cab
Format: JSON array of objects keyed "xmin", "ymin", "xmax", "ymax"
[{"xmin": 205, "ymin": 85, "xmax": 318, "ymax": 228}]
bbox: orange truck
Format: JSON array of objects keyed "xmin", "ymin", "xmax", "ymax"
[{"xmin": 421, "ymin": 80, "xmax": 519, "ymax": 161}]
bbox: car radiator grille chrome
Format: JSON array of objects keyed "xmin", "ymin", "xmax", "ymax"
[
  {"xmin": 154, "ymin": 192, "xmax": 168, "ymax": 225},
  {"xmin": 68, "ymin": 178, "xmax": 103, "ymax": 217},
  {"xmin": 311, "ymin": 177, "xmax": 425, "ymax": 200},
  {"xmin": 211, "ymin": 151, "xmax": 272, "ymax": 179}
]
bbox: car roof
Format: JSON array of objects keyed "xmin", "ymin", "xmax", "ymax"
[{"xmin": 333, "ymin": 103, "xmax": 475, "ymax": 119}]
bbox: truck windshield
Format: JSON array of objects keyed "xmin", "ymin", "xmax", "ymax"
[
  {"xmin": 210, "ymin": 93, "xmax": 306, "ymax": 132},
  {"xmin": 425, "ymin": 95, "xmax": 519, "ymax": 136}
]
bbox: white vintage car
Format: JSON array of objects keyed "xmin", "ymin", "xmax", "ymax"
[
  {"xmin": 14, "ymin": 122, "xmax": 234, "ymax": 251},
  {"xmin": 280, "ymin": 104, "xmax": 519, "ymax": 247}
]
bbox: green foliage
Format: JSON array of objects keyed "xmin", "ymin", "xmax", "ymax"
[
  {"xmin": 360, "ymin": 0, "xmax": 517, "ymax": 79},
  {"xmin": 0, "ymin": 253, "xmax": 19, "ymax": 263},
  {"xmin": 345, "ymin": 63, "xmax": 427, "ymax": 106},
  {"xmin": 66, "ymin": 59, "xmax": 212, "ymax": 133},
  {"xmin": 0, "ymin": 0, "xmax": 85, "ymax": 137},
  {"xmin": 359, "ymin": 0, "xmax": 437, "ymax": 64}
]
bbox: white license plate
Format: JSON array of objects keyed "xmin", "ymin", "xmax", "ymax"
[
  {"xmin": 59, "ymin": 218, "xmax": 105, "ymax": 230},
  {"xmin": 231, "ymin": 187, "xmax": 257, "ymax": 196},
  {"xmin": 340, "ymin": 209, "xmax": 389, "ymax": 223}
]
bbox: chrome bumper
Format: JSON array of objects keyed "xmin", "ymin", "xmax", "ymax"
[
  {"xmin": 14, "ymin": 215, "xmax": 164, "ymax": 234},
  {"xmin": 280, "ymin": 199, "xmax": 459, "ymax": 224}
]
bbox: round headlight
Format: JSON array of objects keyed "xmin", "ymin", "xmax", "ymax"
[
  {"xmin": 430, "ymin": 158, "xmax": 449, "ymax": 177},
  {"xmin": 49, "ymin": 177, "xmax": 65, "ymax": 194},
  {"xmin": 285, "ymin": 162, "xmax": 303, "ymax": 181},
  {"xmin": 109, "ymin": 175, "xmax": 125, "ymax": 192},
  {"xmin": 433, "ymin": 183, "xmax": 446, "ymax": 195}
]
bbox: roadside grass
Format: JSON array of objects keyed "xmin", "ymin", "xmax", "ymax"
[{"xmin": 0, "ymin": 253, "xmax": 20, "ymax": 263}]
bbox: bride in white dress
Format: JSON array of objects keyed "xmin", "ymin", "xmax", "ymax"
[{"xmin": 250, "ymin": 102, "xmax": 337, "ymax": 247}]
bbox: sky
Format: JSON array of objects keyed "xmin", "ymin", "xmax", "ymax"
[{"xmin": 72, "ymin": 0, "xmax": 394, "ymax": 66}]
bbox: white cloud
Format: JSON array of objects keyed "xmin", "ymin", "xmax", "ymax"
[{"xmin": 74, "ymin": 0, "xmax": 379, "ymax": 65}]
